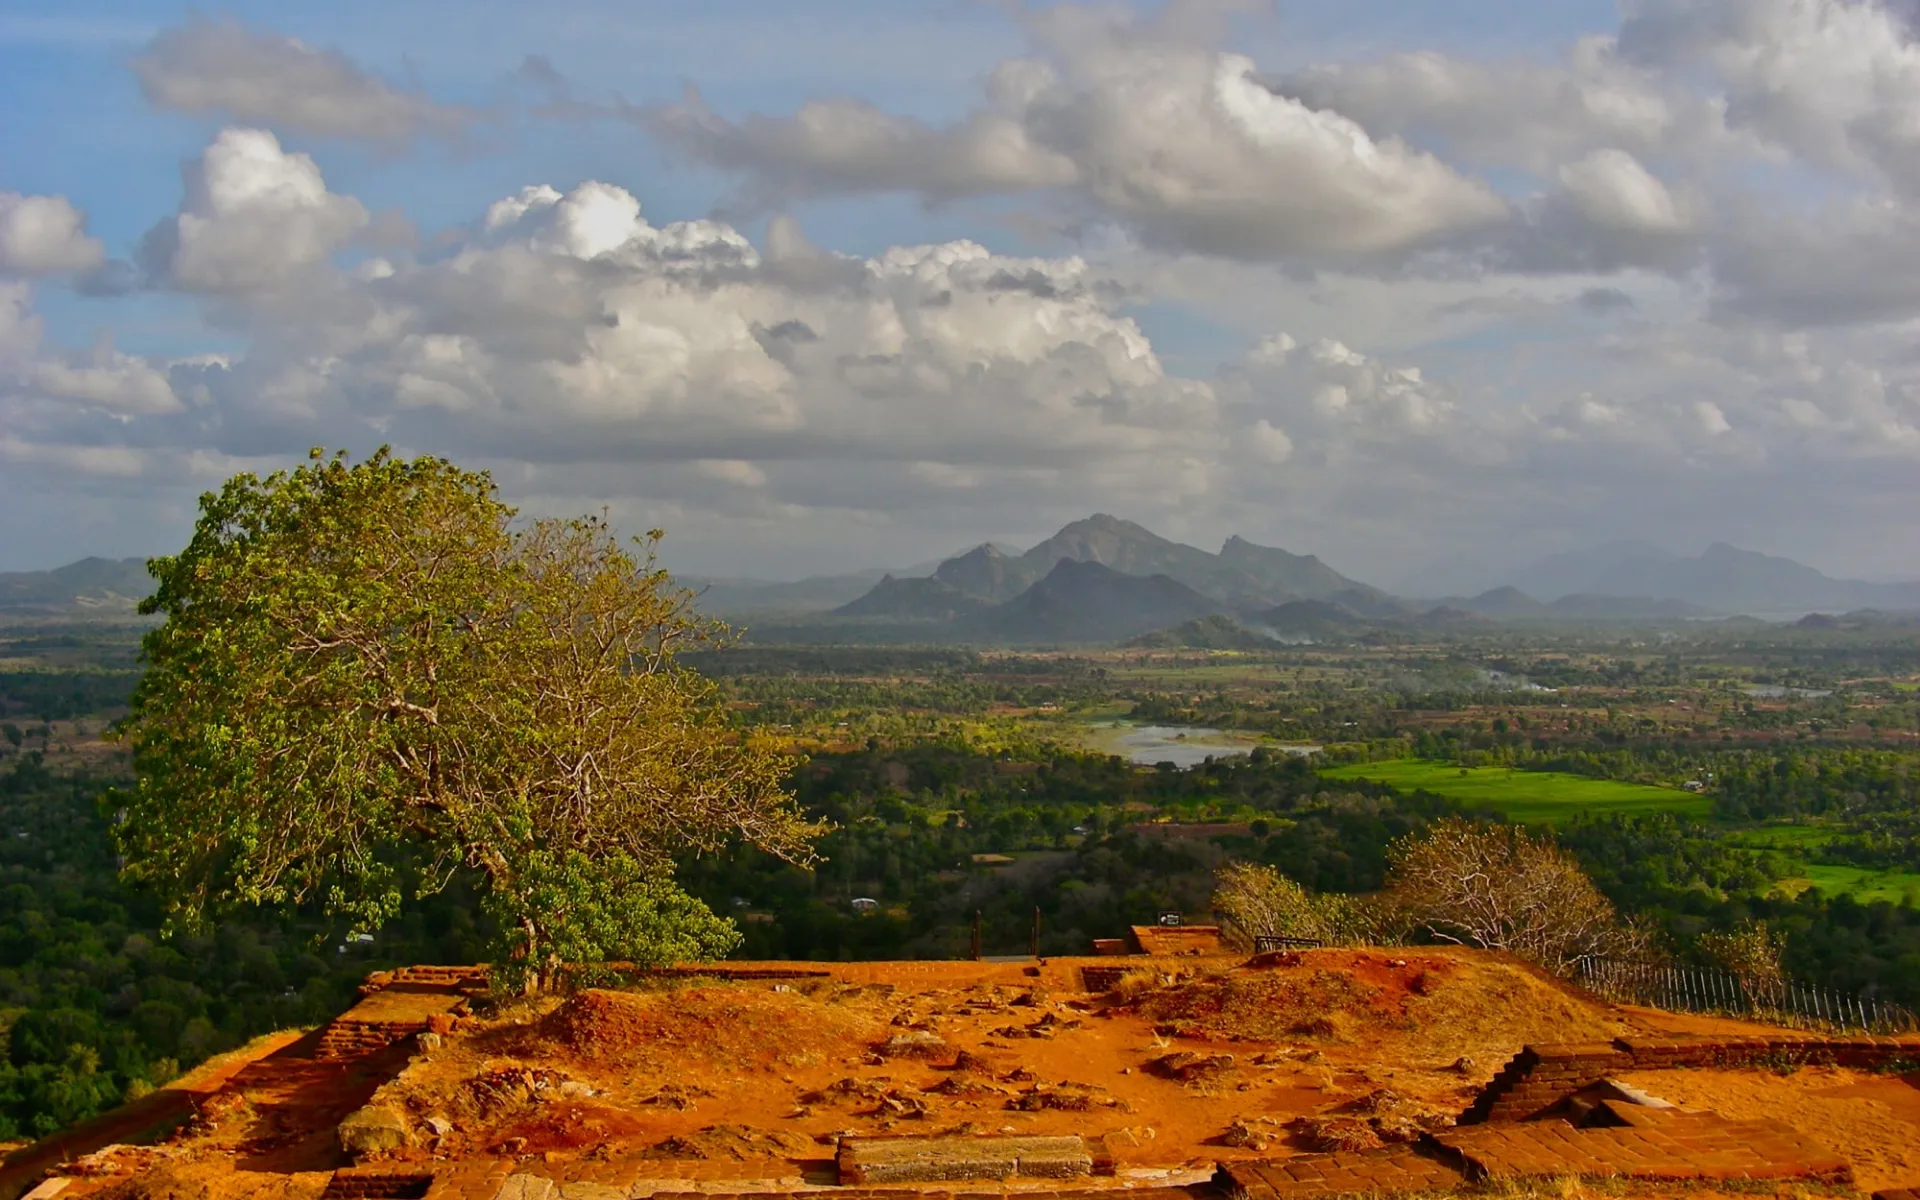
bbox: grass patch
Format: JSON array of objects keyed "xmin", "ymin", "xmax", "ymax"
[
  {"xmin": 1772, "ymin": 863, "xmax": 1920, "ymax": 905},
  {"xmin": 1319, "ymin": 758, "xmax": 1711, "ymax": 825}
]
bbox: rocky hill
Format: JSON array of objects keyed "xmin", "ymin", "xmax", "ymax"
[{"xmin": 965, "ymin": 559, "xmax": 1224, "ymax": 643}]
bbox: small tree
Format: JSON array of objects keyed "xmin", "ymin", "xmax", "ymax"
[
  {"xmin": 1697, "ymin": 920, "xmax": 1787, "ymax": 1002},
  {"xmin": 1385, "ymin": 818, "xmax": 1655, "ymax": 976},
  {"xmin": 114, "ymin": 448, "xmax": 823, "ymax": 992},
  {"xmin": 1210, "ymin": 862, "xmax": 1385, "ymax": 949}
]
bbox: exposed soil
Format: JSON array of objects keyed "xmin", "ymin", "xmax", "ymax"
[
  {"xmin": 1620, "ymin": 1064, "xmax": 1920, "ymax": 1193},
  {"xmin": 1130, "ymin": 950, "xmax": 1635, "ymax": 1061},
  {"xmin": 353, "ymin": 949, "xmax": 1645, "ymax": 1176},
  {"xmin": 31, "ymin": 947, "xmax": 1900, "ymax": 1199}
]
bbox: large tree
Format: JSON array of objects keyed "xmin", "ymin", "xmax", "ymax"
[
  {"xmin": 1385, "ymin": 818, "xmax": 1656, "ymax": 976},
  {"xmin": 114, "ymin": 448, "xmax": 821, "ymax": 990}
]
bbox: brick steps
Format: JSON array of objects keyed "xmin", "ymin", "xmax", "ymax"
[
  {"xmin": 314, "ymin": 1019, "xmax": 427, "ymax": 1060},
  {"xmin": 1463, "ymin": 1032, "xmax": 1920, "ymax": 1124},
  {"xmin": 321, "ymin": 1167, "xmax": 435, "ymax": 1198}
]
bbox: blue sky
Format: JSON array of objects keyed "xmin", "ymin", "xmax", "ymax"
[{"xmin": 2, "ymin": 0, "xmax": 1917, "ymax": 588}]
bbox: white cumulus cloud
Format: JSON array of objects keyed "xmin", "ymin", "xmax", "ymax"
[
  {"xmin": 141, "ymin": 128, "xmax": 370, "ymax": 292},
  {"xmin": 0, "ymin": 194, "xmax": 105, "ymax": 276}
]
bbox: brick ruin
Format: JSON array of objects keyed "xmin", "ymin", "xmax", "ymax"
[{"xmin": 10, "ymin": 954, "xmax": 1920, "ymax": 1200}]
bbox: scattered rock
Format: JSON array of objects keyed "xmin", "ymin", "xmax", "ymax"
[
  {"xmin": 1288, "ymin": 1115, "xmax": 1381, "ymax": 1154},
  {"xmin": 338, "ymin": 1104, "xmax": 411, "ymax": 1157},
  {"xmin": 649, "ymin": 1124, "xmax": 816, "ymax": 1161},
  {"xmin": 1338, "ymin": 1088, "xmax": 1404, "ymax": 1115},
  {"xmin": 880, "ymin": 1030, "xmax": 949, "ymax": 1059},
  {"xmin": 1011, "ymin": 1083, "xmax": 1125, "ymax": 1112},
  {"xmin": 1215, "ymin": 1120, "xmax": 1272, "ymax": 1151},
  {"xmin": 641, "ymin": 1082, "xmax": 714, "ymax": 1110},
  {"xmin": 800, "ymin": 1077, "xmax": 888, "ymax": 1106},
  {"xmin": 1449, "ymin": 1055, "xmax": 1476, "ymax": 1074},
  {"xmin": 1147, "ymin": 1051, "xmax": 1235, "ymax": 1082},
  {"xmin": 949, "ymin": 1050, "xmax": 990, "ymax": 1073}
]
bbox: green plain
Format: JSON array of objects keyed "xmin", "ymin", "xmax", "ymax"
[{"xmin": 1319, "ymin": 758, "xmax": 1714, "ymax": 824}]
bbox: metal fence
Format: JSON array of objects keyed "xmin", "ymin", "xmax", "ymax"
[{"xmin": 1575, "ymin": 958, "xmax": 1920, "ymax": 1035}]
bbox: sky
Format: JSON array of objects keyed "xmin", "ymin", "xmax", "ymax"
[{"xmin": 2, "ymin": 0, "xmax": 1918, "ymax": 593}]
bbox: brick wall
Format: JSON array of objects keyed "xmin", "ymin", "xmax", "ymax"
[{"xmin": 1465, "ymin": 1033, "xmax": 1920, "ymax": 1123}]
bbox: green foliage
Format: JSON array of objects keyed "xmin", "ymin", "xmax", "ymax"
[
  {"xmin": 0, "ymin": 754, "xmax": 490, "ymax": 1139},
  {"xmin": 484, "ymin": 849, "xmax": 741, "ymax": 994},
  {"xmin": 114, "ymin": 448, "xmax": 820, "ymax": 990}
]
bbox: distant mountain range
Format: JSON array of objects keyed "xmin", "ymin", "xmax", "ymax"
[
  {"xmin": 0, "ymin": 557, "xmax": 153, "ymax": 614},
  {"xmin": 10, "ymin": 524, "xmax": 1918, "ymax": 643},
  {"xmin": 811, "ymin": 515, "xmax": 1920, "ymax": 644},
  {"xmin": 833, "ymin": 515, "xmax": 1398, "ymax": 642},
  {"xmin": 1502, "ymin": 541, "xmax": 1920, "ymax": 614}
]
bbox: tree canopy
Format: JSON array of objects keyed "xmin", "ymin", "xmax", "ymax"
[
  {"xmin": 114, "ymin": 448, "xmax": 822, "ymax": 989},
  {"xmin": 1385, "ymin": 818, "xmax": 1656, "ymax": 975}
]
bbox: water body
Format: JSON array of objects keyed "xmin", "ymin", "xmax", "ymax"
[
  {"xmin": 1744, "ymin": 685, "xmax": 1833, "ymax": 699},
  {"xmin": 1099, "ymin": 724, "xmax": 1321, "ymax": 769}
]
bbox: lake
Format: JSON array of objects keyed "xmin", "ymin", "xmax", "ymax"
[{"xmin": 1090, "ymin": 723, "xmax": 1321, "ymax": 768}]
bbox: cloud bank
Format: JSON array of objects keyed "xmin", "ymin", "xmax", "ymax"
[{"xmin": 3, "ymin": 1, "xmax": 1919, "ymax": 584}]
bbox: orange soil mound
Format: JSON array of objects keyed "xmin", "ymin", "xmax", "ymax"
[
  {"xmin": 1134, "ymin": 950, "xmax": 1632, "ymax": 1060},
  {"xmin": 528, "ymin": 984, "xmax": 885, "ymax": 1073}
]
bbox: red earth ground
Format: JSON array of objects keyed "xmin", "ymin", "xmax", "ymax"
[{"xmin": 11, "ymin": 949, "xmax": 1920, "ymax": 1199}]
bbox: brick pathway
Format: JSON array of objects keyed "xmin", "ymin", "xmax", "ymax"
[
  {"xmin": 1220, "ymin": 1106, "xmax": 1853, "ymax": 1199},
  {"xmin": 1436, "ymin": 1109, "xmax": 1850, "ymax": 1184},
  {"xmin": 1222, "ymin": 1147, "xmax": 1464, "ymax": 1199}
]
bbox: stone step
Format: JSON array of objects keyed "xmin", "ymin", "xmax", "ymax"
[{"xmin": 836, "ymin": 1135, "xmax": 1107, "ymax": 1185}]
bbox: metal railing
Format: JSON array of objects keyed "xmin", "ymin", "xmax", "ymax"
[{"xmin": 1576, "ymin": 958, "xmax": 1920, "ymax": 1034}]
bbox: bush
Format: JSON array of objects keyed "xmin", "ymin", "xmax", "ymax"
[{"xmin": 1211, "ymin": 862, "xmax": 1392, "ymax": 949}]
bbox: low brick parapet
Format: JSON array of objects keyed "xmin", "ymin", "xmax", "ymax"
[{"xmin": 1463, "ymin": 1032, "xmax": 1920, "ymax": 1123}]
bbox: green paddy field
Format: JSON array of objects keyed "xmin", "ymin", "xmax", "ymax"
[
  {"xmin": 1319, "ymin": 758, "xmax": 1715, "ymax": 824},
  {"xmin": 1321, "ymin": 759, "xmax": 1920, "ymax": 904}
]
